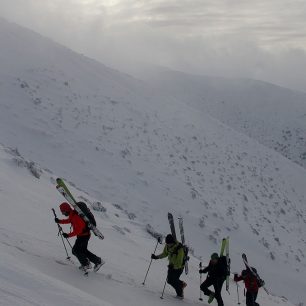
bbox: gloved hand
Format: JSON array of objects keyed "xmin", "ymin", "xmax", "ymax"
[
  {"xmin": 151, "ymin": 254, "xmax": 158, "ymax": 260},
  {"xmin": 54, "ymin": 217, "xmax": 59, "ymax": 223},
  {"xmin": 62, "ymin": 233, "xmax": 69, "ymax": 239}
]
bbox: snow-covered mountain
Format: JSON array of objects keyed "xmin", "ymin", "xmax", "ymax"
[
  {"xmin": 138, "ymin": 69, "xmax": 306, "ymax": 169},
  {"xmin": 0, "ymin": 18, "xmax": 306, "ymax": 305}
]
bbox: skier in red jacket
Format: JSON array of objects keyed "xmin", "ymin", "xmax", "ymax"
[
  {"xmin": 234, "ymin": 268, "xmax": 262, "ymax": 306},
  {"xmin": 55, "ymin": 202, "xmax": 104, "ymax": 272}
]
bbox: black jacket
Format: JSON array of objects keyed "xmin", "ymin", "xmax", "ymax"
[{"xmin": 202, "ymin": 256, "xmax": 227, "ymax": 279}]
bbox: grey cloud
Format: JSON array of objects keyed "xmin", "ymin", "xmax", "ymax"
[{"xmin": 0, "ymin": 0, "xmax": 306, "ymax": 91}]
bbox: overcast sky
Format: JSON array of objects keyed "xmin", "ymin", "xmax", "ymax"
[{"xmin": 1, "ymin": 0, "xmax": 306, "ymax": 91}]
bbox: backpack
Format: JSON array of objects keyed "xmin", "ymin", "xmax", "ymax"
[
  {"xmin": 77, "ymin": 202, "xmax": 96, "ymax": 227},
  {"xmin": 219, "ymin": 256, "xmax": 229, "ymax": 277},
  {"xmin": 250, "ymin": 267, "xmax": 265, "ymax": 287},
  {"xmin": 243, "ymin": 268, "xmax": 265, "ymax": 288},
  {"xmin": 173, "ymin": 243, "xmax": 189, "ymax": 266}
]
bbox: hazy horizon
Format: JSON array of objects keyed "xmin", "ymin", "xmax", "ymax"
[{"xmin": 1, "ymin": 0, "xmax": 306, "ymax": 92}]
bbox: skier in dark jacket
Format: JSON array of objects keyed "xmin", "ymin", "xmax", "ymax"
[
  {"xmin": 55, "ymin": 202, "xmax": 104, "ymax": 272},
  {"xmin": 151, "ymin": 234, "xmax": 187, "ymax": 299},
  {"xmin": 199, "ymin": 253, "xmax": 227, "ymax": 305},
  {"xmin": 234, "ymin": 268, "xmax": 262, "ymax": 306}
]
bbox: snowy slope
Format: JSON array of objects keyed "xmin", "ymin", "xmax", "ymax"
[
  {"xmin": 0, "ymin": 18, "xmax": 306, "ymax": 304},
  {"xmin": 139, "ymin": 69, "xmax": 306, "ymax": 169},
  {"xmin": 0, "ymin": 144, "xmax": 295, "ymax": 306}
]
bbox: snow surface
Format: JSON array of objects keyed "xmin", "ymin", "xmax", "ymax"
[
  {"xmin": 0, "ymin": 18, "xmax": 306, "ymax": 305},
  {"xmin": 0, "ymin": 145, "xmax": 296, "ymax": 306}
]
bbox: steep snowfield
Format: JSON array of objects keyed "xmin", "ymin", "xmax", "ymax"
[
  {"xmin": 0, "ymin": 145, "xmax": 295, "ymax": 306},
  {"xmin": 139, "ymin": 69, "xmax": 306, "ymax": 169},
  {"xmin": 0, "ymin": 18, "xmax": 306, "ymax": 304}
]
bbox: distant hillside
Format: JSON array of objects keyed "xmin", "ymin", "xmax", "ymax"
[{"xmin": 140, "ymin": 70, "xmax": 306, "ymax": 168}]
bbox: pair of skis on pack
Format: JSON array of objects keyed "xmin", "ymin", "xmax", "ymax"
[
  {"xmin": 56, "ymin": 178, "xmax": 104, "ymax": 240},
  {"xmin": 220, "ymin": 237, "xmax": 230, "ymax": 293},
  {"xmin": 167, "ymin": 212, "xmax": 189, "ymax": 274}
]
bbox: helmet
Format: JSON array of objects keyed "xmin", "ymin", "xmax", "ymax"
[
  {"xmin": 211, "ymin": 253, "xmax": 219, "ymax": 260},
  {"xmin": 59, "ymin": 202, "xmax": 72, "ymax": 214},
  {"xmin": 165, "ymin": 234, "xmax": 175, "ymax": 244}
]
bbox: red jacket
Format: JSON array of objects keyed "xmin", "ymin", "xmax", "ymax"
[
  {"xmin": 234, "ymin": 269, "xmax": 259, "ymax": 293},
  {"xmin": 58, "ymin": 210, "xmax": 89, "ymax": 238}
]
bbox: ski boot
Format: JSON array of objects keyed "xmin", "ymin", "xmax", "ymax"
[{"xmin": 94, "ymin": 258, "xmax": 105, "ymax": 272}]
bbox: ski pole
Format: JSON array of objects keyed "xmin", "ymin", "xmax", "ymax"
[
  {"xmin": 142, "ymin": 236, "xmax": 162, "ymax": 285},
  {"xmin": 199, "ymin": 262, "xmax": 203, "ymax": 301},
  {"xmin": 236, "ymin": 282, "xmax": 241, "ymax": 305},
  {"xmin": 52, "ymin": 209, "xmax": 72, "ymax": 258},
  {"xmin": 160, "ymin": 276, "xmax": 167, "ymax": 299}
]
